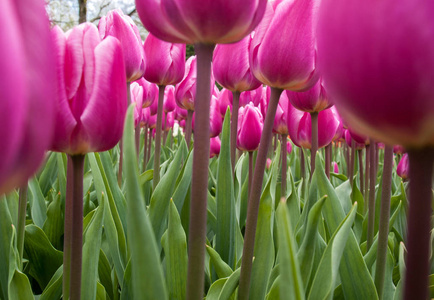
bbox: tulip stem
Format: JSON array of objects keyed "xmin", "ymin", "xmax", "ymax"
[
  {"xmin": 185, "ymin": 110, "xmax": 193, "ymax": 148},
  {"xmin": 374, "ymin": 145, "xmax": 393, "ymax": 300},
  {"xmin": 325, "ymin": 144, "xmax": 331, "ymax": 179},
  {"xmin": 281, "ymin": 134, "xmax": 287, "ymax": 198},
  {"xmin": 186, "ymin": 43, "xmax": 215, "ymax": 300},
  {"xmin": 349, "ymin": 139, "xmax": 355, "ymax": 187},
  {"xmin": 135, "ymin": 123, "xmax": 140, "ymax": 161},
  {"xmin": 63, "ymin": 154, "xmax": 85, "ymax": 300},
  {"xmin": 248, "ymin": 151, "xmax": 253, "ymax": 199},
  {"xmin": 163, "ymin": 112, "xmax": 168, "ymax": 142},
  {"xmin": 310, "ymin": 112, "xmax": 318, "ymax": 177},
  {"xmin": 142, "ymin": 125, "xmax": 148, "ymax": 172},
  {"xmin": 238, "ymin": 87, "xmax": 282, "ymax": 300},
  {"xmin": 367, "ymin": 141, "xmax": 376, "ymax": 250},
  {"xmin": 17, "ymin": 184, "xmax": 28, "ymax": 269},
  {"xmin": 231, "ymin": 91, "xmax": 241, "ymax": 173},
  {"xmin": 358, "ymin": 149, "xmax": 364, "ymax": 194},
  {"xmin": 153, "ymin": 85, "xmax": 166, "ymax": 189},
  {"xmin": 364, "ymin": 144, "xmax": 371, "ymax": 212},
  {"xmin": 147, "ymin": 128, "xmax": 153, "ymax": 165},
  {"xmin": 404, "ymin": 147, "xmax": 434, "ymax": 300},
  {"xmin": 300, "ymin": 146, "xmax": 305, "ymax": 182}
]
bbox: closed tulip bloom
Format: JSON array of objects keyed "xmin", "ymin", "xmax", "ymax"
[
  {"xmin": 141, "ymin": 107, "xmax": 151, "ymax": 127},
  {"xmin": 210, "ymin": 136, "xmax": 221, "ymax": 158},
  {"xmin": 345, "ymin": 130, "xmax": 365, "ymax": 150},
  {"xmin": 240, "ymin": 85, "xmax": 263, "ymax": 107},
  {"xmin": 273, "ymin": 92, "xmax": 290, "ymax": 135},
  {"xmin": 130, "ymin": 82, "xmax": 144, "ymax": 126},
  {"xmin": 266, "ymin": 158, "xmax": 272, "ymax": 170},
  {"xmin": 250, "ymin": 0, "xmax": 319, "ymax": 91},
  {"xmin": 213, "ymin": 33, "xmax": 261, "ymax": 92},
  {"xmin": 135, "ymin": 0, "xmax": 267, "ymax": 44},
  {"xmin": 163, "ymin": 85, "xmax": 177, "ymax": 113},
  {"xmin": 397, "ymin": 153, "xmax": 409, "ymax": 180},
  {"xmin": 318, "ymin": 0, "xmax": 434, "ymax": 147},
  {"xmin": 135, "ymin": 77, "xmax": 158, "ymax": 109},
  {"xmin": 98, "ymin": 9, "xmax": 145, "ymax": 82},
  {"xmin": 163, "ymin": 112, "xmax": 175, "ymax": 131},
  {"xmin": 174, "ymin": 105, "xmax": 188, "ymax": 121},
  {"xmin": 347, "ymin": 128, "xmax": 370, "ymax": 145},
  {"xmin": 332, "ymin": 162, "xmax": 339, "ymax": 173},
  {"xmin": 237, "ymin": 102, "xmax": 264, "ymax": 152},
  {"xmin": 148, "ymin": 114, "xmax": 157, "ymax": 129},
  {"xmin": 394, "ymin": 145, "xmax": 406, "ymax": 155},
  {"xmin": 288, "ymin": 105, "xmax": 340, "ymax": 149},
  {"xmin": 259, "ymin": 85, "xmax": 271, "ymax": 119},
  {"xmin": 330, "ymin": 106, "xmax": 345, "ymax": 141},
  {"xmin": 0, "ymin": 0, "xmax": 55, "ymax": 194},
  {"xmin": 287, "ymin": 141, "xmax": 293, "ymax": 155},
  {"xmin": 218, "ymin": 88, "xmax": 233, "ymax": 117},
  {"xmin": 192, "ymin": 96, "xmax": 222, "ymax": 138},
  {"xmin": 143, "ymin": 33, "xmax": 186, "ymax": 85},
  {"xmin": 51, "ymin": 23, "xmax": 127, "ymax": 155},
  {"xmin": 286, "ymin": 79, "xmax": 332, "ymax": 113}
]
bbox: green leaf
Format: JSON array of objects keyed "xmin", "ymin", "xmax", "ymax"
[
  {"xmin": 206, "ymin": 245, "xmax": 233, "ymax": 279},
  {"xmin": 81, "ymin": 194, "xmax": 105, "ymax": 300},
  {"xmin": 148, "ymin": 138, "xmax": 187, "ymax": 243},
  {"xmin": 9, "ymin": 270, "xmax": 34, "ymax": 300},
  {"xmin": 38, "ymin": 152, "xmax": 58, "ymax": 196},
  {"xmin": 123, "ymin": 104, "xmax": 167, "ymax": 299},
  {"xmin": 172, "ymin": 149, "xmax": 194, "ymax": 213},
  {"xmin": 23, "ymin": 225, "xmax": 63, "ymax": 290},
  {"xmin": 28, "ymin": 177, "xmax": 47, "ymax": 228},
  {"xmin": 42, "ymin": 193, "xmax": 64, "ymax": 250},
  {"xmin": 313, "ymin": 154, "xmax": 378, "ymax": 300},
  {"xmin": 0, "ymin": 198, "xmax": 13, "ymax": 299},
  {"xmin": 97, "ymin": 250, "xmax": 114, "ymax": 300},
  {"xmin": 276, "ymin": 199, "xmax": 305, "ymax": 300},
  {"xmin": 218, "ymin": 267, "xmax": 241, "ymax": 299},
  {"xmin": 206, "ymin": 278, "xmax": 227, "ymax": 300},
  {"xmin": 215, "ymin": 110, "xmax": 237, "ymax": 267},
  {"xmin": 162, "ymin": 200, "xmax": 187, "ymax": 300},
  {"xmin": 39, "ymin": 266, "xmax": 63, "ymax": 300},
  {"xmin": 308, "ymin": 203, "xmax": 357, "ymax": 300}
]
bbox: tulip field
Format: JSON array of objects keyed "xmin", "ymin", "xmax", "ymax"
[{"xmin": 2, "ymin": 0, "xmax": 434, "ymax": 300}]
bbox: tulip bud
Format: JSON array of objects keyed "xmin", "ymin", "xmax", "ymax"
[
  {"xmin": 273, "ymin": 92, "xmax": 290, "ymax": 135},
  {"xmin": 192, "ymin": 96, "xmax": 222, "ymax": 138},
  {"xmin": 266, "ymin": 158, "xmax": 272, "ymax": 170},
  {"xmin": 237, "ymin": 102, "xmax": 264, "ymax": 152},
  {"xmin": 163, "ymin": 85, "xmax": 177, "ymax": 113},
  {"xmin": 135, "ymin": 77, "xmax": 158, "ymax": 109},
  {"xmin": 98, "ymin": 9, "xmax": 145, "ymax": 82},
  {"xmin": 143, "ymin": 33, "xmax": 186, "ymax": 86},
  {"xmin": 286, "ymin": 79, "xmax": 332, "ymax": 113},
  {"xmin": 217, "ymin": 89, "xmax": 233, "ymax": 117},
  {"xmin": 345, "ymin": 130, "xmax": 365, "ymax": 150},
  {"xmin": 287, "ymin": 141, "xmax": 293, "ymax": 155},
  {"xmin": 51, "ymin": 23, "xmax": 127, "ymax": 155},
  {"xmin": 240, "ymin": 86, "xmax": 263, "ymax": 107},
  {"xmin": 210, "ymin": 136, "xmax": 221, "ymax": 158},
  {"xmin": 130, "ymin": 82, "xmax": 144, "ymax": 126},
  {"xmin": 213, "ymin": 33, "xmax": 261, "ymax": 92},
  {"xmin": 332, "ymin": 162, "xmax": 339, "ymax": 173},
  {"xmin": 393, "ymin": 145, "xmax": 406, "ymax": 155},
  {"xmin": 397, "ymin": 153, "xmax": 409, "ymax": 181}
]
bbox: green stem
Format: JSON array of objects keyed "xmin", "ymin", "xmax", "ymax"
[
  {"xmin": 300, "ymin": 147, "xmax": 305, "ymax": 182},
  {"xmin": 403, "ymin": 147, "xmax": 434, "ymax": 300},
  {"xmin": 349, "ymin": 139, "xmax": 355, "ymax": 187},
  {"xmin": 135, "ymin": 123, "xmax": 140, "ymax": 162},
  {"xmin": 185, "ymin": 110, "xmax": 193, "ymax": 148},
  {"xmin": 231, "ymin": 91, "xmax": 240, "ymax": 174},
  {"xmin": 374, "ymin": 145, "xmax": 393, "ymax": 299},
  {"xmin": 64, "ymin": 154, "xmax": 85, "ymax": 300},
  {"xmin": 364, "ymin": 144, "xmax": 371, "ymax": 213},
  {"xmin": 153, "ymin": 85, "xmax": 166, "ymax": 189},
  {"xmin": 142, "ymin": 125, "xmax": 148, "ymax": 172},
  {"xmin": 185, "ymin": 43, "xmax": 215, "ymax": 300},
  {"xmin": 248, "ymin": 151, "xmax": 253, "ymax": 199},
  {"xmin": 310, "ymin": 112, "xmax": 318, "ymax": 177},
  {"xmin": 281, "ymin": 134, "xmax": 287, "ymax": 198},
  {"xmin": 367, "ymin": 141, "xmax": 376, "ymax": 250},
  {"xmin": 118, "ymin": 83, "xmax": 131, "ymax": 186},
  {"xmin": 325, "ymin": 143, "xmax": 331, "ymax": 179},
  {"xmin": 17, "ymin": 184, "xmax": 28, "ymax": 269},
  {"xmin": 358, "ymin": 149, "xmax": 364, "ymax": 195},
  {"xmin": 63, "ymin": 156, "xmax": 74, "ymax": 299},
  {"xmin": 238, "ymin": 87, "xmax": 282, "ymax": 300}
]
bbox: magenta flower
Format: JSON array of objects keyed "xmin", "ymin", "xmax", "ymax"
[
  {"xmin": 393, "ymin": 145, "xmax": 406, "ymax": 155},
  {"xmin": 318, "ymin": 0, "xmax": 434, "ymax": 147},
  {"xmin": 174, "ymin": 105, "xmax": 188, "ymax": 121},
  {"xmin": 266, "ymin": 158, "xmax": 272, "ymax": 170},
  {"xmin": 286, "ymin": 79, "xmax": 332, "ymax": 113},
  {"xmin": 237, "ymin": 102, "xmax": 264, "ymax": 152},
  {"xmin": 135, "ymin": 0, "xmax": 267, "ymax": 44},
  {"xmin": 250, "ymin": 0, "xmax": 319, "ymax": 91},
  {"xmin": 143, "ymin": 33, "xmax": 186, "ymax": 86},
  {"xmin": 135, "ymin": 77, "xmax": 158, "ymax": 109},
  {"xmin": 287, "ymin": 141, "xmax": 293, "ymax": 155},
  {"xmin": 51, "ymin": 23, "xmax": 127, "ymax": 155},
  {"xmin": 273, "ymin": 92, "xmax": 290, "ymax": 135},
  {"xmin": 130, "ymin": 81, "xmax": 144, "ymax": 126},
  {"xmin": 210, "ymin": 136, "xmax": 221, "ymax": 158},
  {"xmin": 239, "ymin": 85, "xmax": 263, "ymax": 107},
  {"xmin": 288, "ymin": 105, "xmax": 340, "ymax": 149},
  {"xmin": 0, "ymin": 0, "xmax": 56, "ymax": 194},
  {"xmin": 98, "ymin": 9, "xmax": 145, "ymax": 82},
  {"xmin": 192, "ymin": 96, "xmax": 222, "ymax": 138},
  {"xmin": 217, "ymin": 88, "xmax": 233, "ymax": 117},
  {"xmin": 163, "ymin": 85, "xmax": 177, "ymax": 113},
  {"xmin": 345, "ymin": 130, "xmax": 365, "ymax": 150},
  {"xmin": 163, "ymin": 111, "xmax": 175, "ymax": 131},
  {"xmin": 397, "ymin": 153, "xmax": 409, "ymax": 180},
  {"xmin": 332, "ymin": 162, "xmax": 339, "ymax": 173},
  {"xmin": 213, "ymin": 33, "xmax": 261, "ymax": 92}
]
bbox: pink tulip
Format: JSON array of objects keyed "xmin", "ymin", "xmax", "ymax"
[
  {"xmin": 237, "ymin": 102, "xmax": 264, "ymax": 152},
  {"xmin": 141, "ymin": 107, "xmax": 151, "ymax": 127},
  {"xmin": 130, "ymin": 82, "xmax": 144, "ymax": 126},
  {"xmin": 135, "ymin": 0, "xmax": 267, "ymax": 44},
  {"xmin": 286, "ymin": 79, "xmax": 332, "ymax": 113},
  {"xmin": 210, "ymin": 136, "xmax": 221, "ymax": 158},
  {"xmin": 318, "ymin": 1, "xmax": 434, "ymax": 147},
  {"xmin": 143, "ymin": 33, "xmax": 186, "ymax": 86},
  {"xmin": 393, "ymin": 145, "xmax": 406, "ymax": 155},
  {"xmin": 0, "ymin": 0, "xmax": 56, "ymax": 194},
  {"xmin": 345, "ymin": 130, "xmax": 365, "ymax": 150},
  {"xmin": 397, "ymin": 153, "xmax": 409, "ymax": 180},
  {"xmin": 98, "ymin": 9, "xmax": 145, "ymax": 82},
  {"xmin": 273, "ymin": 92, "xmax": 290, "ymax": 135},
  {"xmin": 332, "ymin": 162, "xmax": 339, "ymax": 173},
  {"xmin": 148, "ymin": 114, "xmax": 157, "ymax": 129},
  {"xmin": 266, "ymin": 158, "xmax": 272, "ymax": 170},
  {"xmin": 288, "ymin": 105, "xmax": 340, "ymax": 150},
  {"xmin": 239, "ymin": 85, "xmax": 263, "ymax": 107},
  {"xmin": 330, "ymin": 107, "xmax": 345, "ymax": 141},
  {"xmin": 163, "ymin": 112, "xmax": 175, "ymax": 131},
  {"xmin": 174, "ymin": 105, "xmax": 188, "ymax": 121},
  {"xmin": 287, "ymin": 141, "xmax": 293, "ymax": 155},
  {"xmin": 213, "ymin": 33, "xmax": 261, "ymax": 92},
  {"xmin": 135, "ymin": 77, "xmax": 158, "ymax": 109},
  {"xmin": 163, "ymin": 85, "xmax": 177, "ymax": 113},
  {"xmin": 179, "ymin": 119, "xmax": 186, "ymax": 129},
  {"xmin": 258, "ymin": 85, "xmax": 271, "ymax": 120},
  {"xmin": 192, "ymin": 96, "xmax": 222, "ymax": 138},
  {"xmin": 250, "ymin": 0, "xmax": 319, "ymax": 91},
  {"xmin": 218, "ymin": 88, "xmax": 233, "ymax": 117},
  {"xmin": 51, "ymin": 23, "xmax": 127, "ymax": 155}
]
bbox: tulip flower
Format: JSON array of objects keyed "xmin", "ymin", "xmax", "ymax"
[
  {"xmin": 131, "ymin": 82, "xmax": 144, "ymax": 126},
  {"xmin": 163, "ymin": 85, "xmax": 177, "ymax": 113},
  {"xmin": 51, "ymin": 22, "xmax": 127, "ymax": 300},
  {"xmin": 0, "ymin": 0, "xmax": 55, "ymax": 195},
  {"xmin": 286, "ymin": 79, "xmax": 332, "ymax": 113},
  {"xmin": 287, "ymin": 141, "xmax": 292, "ymax": 155},
  {"xmin": 393, "ymin": 145, "xmax": 405, "ymax": 155},
  {"xmin": 318, "ymin": 1, "xmax": 434, "ymax": 298},
  {"xmin": 218, "ymin": 89, "xmax": 233, "ymax": 117},
  {"xmin": 332, "ymin": 162, "xmax": 339, "ymax": 174},
  {"xmin": 192, "ymin": 96, "xmax": 222, "ymax": 138},
  {"xmin": 237, "ymin": 103, "xmax": 263, "ymax": 152},
  {"xmin": 135, "ymin": 78, "xmax": 158, "ymax": 109},
  {"xmin": 174, "ymin": 105, "xmax": 188, "ymax": 121},
  {"xmin": 273, "ymin": 92, "xmax": 290, "ymax": 136},
  {"xmin": 397, "ymin": 153, "xmax": 409, "ymax": 181},
  {"xmin": 175, "ymin": 56, "xmax": 198, "ymax": 111},
  {"xmin": 345, "ymin": 130, "xmax": 365, "ymax": 150},
  {"xmin": 210, "ymin": 136, "xmax": 221, "ymax": 158},
  {"xmin": 240, "ymin": 86, "xmax": 263, "ymax": 108},
  {"xmin": 98, "ymin": 9, "xmax": 145, "ymax": 82}
]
